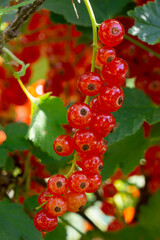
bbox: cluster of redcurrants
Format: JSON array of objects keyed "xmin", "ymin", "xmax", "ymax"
[{"xmin": 33, "ymin": 18, "xmax": 128, "ymax": 233}]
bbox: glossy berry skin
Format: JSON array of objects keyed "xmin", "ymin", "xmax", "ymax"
[
  {"xmin": 103, "ymin": 183, "xmax": 117, "ymax": 198},
  {"xmin": 66, "ymin": 190, "xmax": 87, "ymax": 212},
  {"xmin": 97, "ymin": 46, "xmax": 116, "ymax": 64},
  {"xmin": 67, "ymin": 103, "xmax": 92, "ymax": 129},
  {"xmin": 73, "ymin": 129, "xmax": 97, "ymax": 153},
  {"xmin": 89, "ymin": 96, "xmax": 105, "ymax": 113},
  {"xmin": 46, "ymin": 196, "xmax": 67, "ymax": 217},
  {"xmin": 89, "ymin": 112, "xmax": 115, "ymax": 137},
  {"xmin": 98, "ymin": 85, "xmax": 124, "ymax": 112},
  {"xmin": 101, "ymin": 58, "xmax": 128, "ymax": 86},
  {"xmin": 47, "ymin": 174, "xmax": 68, "ymax": 195},
  {"xmin": 86, "ymin": 173, "xmax": 102, "ymax": 193},
  {"xmin": 77, "ymin": 72, "xmax": 103, "ymax": 96},
  {"xmin": 95, "ymin": 138, "xmax": 107, "ymax": 155},
  {"xmin": 68, "ymin": 171, "xmax": 89, "ymax": 193},
  {"xmin": 53, "ymin": 135, "xmax": 74, "ymax": 156},
  {"xmin": 101, "ymin": 201, "xmax": 115, "ymax": 216},
  {"xmin": 34, "ymin": 210, "xmax": 58, "ymax": 232},
  {"xmin": 98, "ymin": 19, "xmax": 125, "ymax": 47},
  {"xmin": 38, "ymin": 189, "xmax": 53, "ymax": 209},
  {"xmin": 81, "ymin": 155, "xmax": 103, "ymax": 174}
]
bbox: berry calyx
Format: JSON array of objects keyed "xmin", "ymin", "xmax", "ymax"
[
  {"xmin": 34, "ymin": 210, "xmax": 58, "ymax": 232},
  {"xmin": 53, "ymin": 135, "xmax": 74, "ymax": 156},
  {"xmin": 77, "ymin": 72, "xmax": 103, "ymax": 96},
  {"xmin": 99, "ymin": 19, "xmax": 125, "ymax": 47},
  {"xmin": 47, "ymin": 174, "xmax": 68, "ymax": 195},
  {"xmin": 67, "ymin": 103, "xmax": 92, "ymax": 129}
]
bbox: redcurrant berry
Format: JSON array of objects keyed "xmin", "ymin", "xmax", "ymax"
[
  {"xmin": 95, "ymin": 138, "xmax": 107, "ymax": 155},
  {"xmin": 53, "ymin": 135, "xmax": 74, "ymax": 156},
  {"xmin": 89, "ymin": 96, "xmax": 103, "ymax": 113},
  {"xmin": 67, "ymin": 103, "xmax": 92, "ymax": 129},
  {"xmin": 77, "ymin": 72, "xmax": 103, "ymax": 96},
  {"xmin": 101, "ymin": 201, "xmax": 115, "ymax": 216},
  {"xmin": 101, "ymin": 58, "xmax": 128, "ymax": 86},
  {"xmin": 97, "ymin": 46, "xmax": 116, "ymax": 64},
  {"xmin": 46, "ymin": 196, "xmax": 67, "ymax": 217},
  {"xmin": 98, "ymin": 85, "xmax": 124, "ymax": 112},
  {"xmin": 34, "ymin": 210, "xmax": 58, "ymax": 232},
  {"xmin": 68, "ymin": 171, "xmax": 89, "ymax": 193},
  {"xmin": 89, "ymin": 112, "xmax": 115, "ymax": 137},
  {"xmin": 99, "ymin": 19, "xmax": 125, "ymax": 47},
  {"xmin": 47, "ymin": 174, "xmax": 68, "ymax": 195},
  {"xmin": 73, "ymin": 129, "xmax": 97, "ymax": 153},
  {"xmin": 38, "ymin": 189, "xmax": 53, "ymax": 209},
  {"xmin": 86, "ymin": 173, "xmax": 102, "ymax": 193},
  {"xmin": 81, "ymin": 155, "xmax": 103, "ymax": 174},
  {"xmin": 103, "ymin": 183, "xmax": 117, "ymax": 198},
  {"xmin": 67, "ymin": 190, "xmax": 87, "ymax": 212}
]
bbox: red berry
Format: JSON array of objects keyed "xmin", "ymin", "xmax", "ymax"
[
  {"xmin": 46, "ymin": 196, "xmax": 67, "ymax": 217},
  {"xmin": 67, "ymin": 103, "xmax": 92, "ymax": 129},
  {"xmin": 97, "ymin": 46, "xmax": 116, "ymax": 64},
  {"xmin": 67, "ymin": 190, "xmax": 87, "ymax": 212},
  {"xmin": 101, "ymin": 58, "xmax": 128, "ymax": 86},
  {"xmin": 89, "ymin": 96, "xmax": 104, "ymax": 113},
  {"xmin": 98, "ymin": 85, "xmax": 124, "ymax": 112},
  {"xmin": 77, "ymin": 72, "xmax": 103, "ymax": 96},
  {"xmin": 38, "ymin": 189, "xmax": 53, "ymax": 209},
  {"xmin": 99, "ymin": 19, "xmax": 125, "ymax": 47},
  {"xmin": 103, "ymin": 183, "xmax": 117, "ymax": 198},
  {"xmin": 34, "ymin": 210, "xmax": 58, "ymax": 232},
  {"xmin": 53, "ymin": 135, "xmax": 74, "ymax": 156},
  {"xmin": 81, "ymin": 155, "xmax": 103, "ymax": 174},
  {"xmin": 107, "ymin": 219, "xmax": 123, "ymax": 231},
  {"xmin": 89, "ymin": 112, "xmax": 115, "ymax": 137},
  {"xmin": 73, "ymin": 129, "xmax": 97, "ymax": 153},
  {"xmin": 47, "ymin": 174, "xmax": 68, "ymax": 195},
  {"xmin": 101, "ymin": 201, "xmax": 115, "ymax": 216},
  {"xmin": 68, "ymin": 171, "xmax": 89, "ymax": 193},
  {"xmin": 86, "ymin": 173, "xmax": 102, "ymax": 193},
  {"xmin": 95, "ymin": 138, "xmax": 107, "ymax": 155}
]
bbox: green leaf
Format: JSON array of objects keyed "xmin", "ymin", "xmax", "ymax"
[
  {"xmin": 27, "ymin": 95, "xmax": 67, "ymax": 159},
  {"xmin": 2, "ymin": 123, "xmax": 30, "ymax": 151},
  {"xmin": 139, "ymin": 191, "xmax": 160, "ymax": 238},
  {"xmin": 23, "ymin": 195, "xmax": 39, "ymax": 213},
  {"xmin": 106, "ymin": 88, "xmax": 160, "ymax": 146},
  {"xmin": 0, "ymin": 201, "xmax": 41, "ymax": 240},
  {"xmin": 45, "ymin": 223, "xmax": 66, "ymax": 240},
  {"xmin": 0, "ymin": 147, "xmax": 8, "ymax": 167},
  {"xmin": 128, "ymin": 0, "xmax": 160, "ymax": 44},
  {"xmin": 43, "ymin": 0, "xmax": 131, "ymax": 27},
  {"xmin": 102, "ymin": 128, "xmax": 149, "ymax": 179}
]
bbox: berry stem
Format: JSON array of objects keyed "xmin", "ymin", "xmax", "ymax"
[
  {"xmin": 65, "ymin": 152, "xmax": 79, "ymax": 179},
  {"xmin": 125, "ymin": 34, "xmax": 160, "ymax": 59},
  {"xmin": 2, "ymin": 47, "xmax": 38, "ymax": 104},
  {"xmin": 83, "ymin": 0, "xmax": 98, "ymax": 104},
  {"xmin": 34, "ymin": 200, "xmax": 48, "ymax": 211}
]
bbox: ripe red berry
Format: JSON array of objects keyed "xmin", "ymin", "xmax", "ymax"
[
  {"xmin": 89, "ymin": 112, "xmax": 115, "ymax": 137},
  {"xmin": 99, "ymin": 19, "xmax": 125, "ymax": 47},
  {"xmin": 101, "ymin": 58, "xmax": 128, "ymax": 86},
  {"xmin": 67, "ymin": 190, "xmax": 87, "ymax": 212},
  {"xmin": 47, "ymin": 174, "xmax": 68, "ymax": 195},
  {"xmin": 81, "ymin": 155, "xmax": 103, "ymax": 174},
  {"xmin": 77, "ymin": 72, "xmax": 103, "ymax": 96},
  {"xmin": 38, "ymin": 189, "xmax": 53, "ymax": 209},
  {"xmin": 67, "ymin": 103, "xmax": 92, "ymax": 129},
  {"xmin": 68, "ymin": 171, "xmax": 89, "ymax": 193},
  {"xmin": 95, "ymin": 138, "xmax": 107, "ymax": 155},
  {"xmin": 89, "ymin": 96, "xmax": 103, "ymax": 113},
  {"xmin": 101, "ymin": 201, "xmax": 115, "ymax": 216},
  {"xmin": 73, "ymin": 129, "xmax": 97, "ymax": 153},
  {"xmin": 98, "ymin": 85, "xmax": 124, "ymax": 112},
  {"xmin": 97, "ymin": 46, "xmax": 116, "ymax": 64},
  {"xmin": 86, "ymin": 173, "xmax": 102, "ymax": 193},
  {"xmin": 46, "ymin": 196, "xmax": 67, "ymax": 217},
  {"xmin": 103, "ymin": 183, "xmax": 117, "ymax": 198},
  {"xmin": 107, "ymin": 219, "xmax": 123, "ymax": 231},
  {"xmin": 53, "ymin": 135, "xmax": 74, "ymax": 156},
  {"xmin": 34, "ymin": 210, "xmax": 58, "ymax": 232}
]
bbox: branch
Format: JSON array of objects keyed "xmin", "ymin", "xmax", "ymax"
[{"xmin": 0, "ymin": 0, "xmax": 46, "ymax": 49}]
